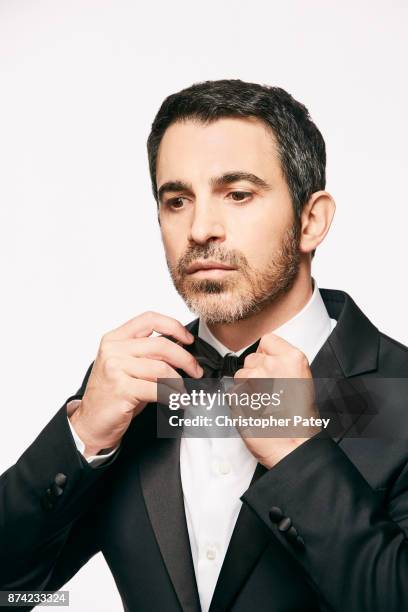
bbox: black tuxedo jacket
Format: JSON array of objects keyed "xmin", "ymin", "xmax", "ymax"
[{"xmin": 1, "ymin": 288, "xmax": 408, "ymax": 611}]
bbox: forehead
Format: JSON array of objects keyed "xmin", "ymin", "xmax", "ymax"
[{"xmin": 155, "ymin": 117, "xmax": 280, "ymax": 187}]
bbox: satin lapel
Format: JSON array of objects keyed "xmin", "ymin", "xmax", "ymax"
[
  {"xmin": 310, "ymin": 336, "xmax": 343, "ymax": 378},
  {"xmin": 311, "ymin": 336, "xmax": 377, "ymax": 442},
  {"xmin": 209, "ymin": 462, "xmax": 271, "ymax": 612},
  {"xmin": 139, "ymin": 435, "xmax": 201, "ymax": 612}
]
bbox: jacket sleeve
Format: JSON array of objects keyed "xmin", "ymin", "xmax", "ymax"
[
  {"xmin": 241, "ymin": 432, "xmax": 408, "ymax": 612},
  {"xmin": 0, "ymin": 360, "xmax": 121, "ymax": 600}
]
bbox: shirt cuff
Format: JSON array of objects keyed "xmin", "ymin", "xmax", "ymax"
[{"xmin": 66, "ymin": 399, "xmax": 120, "ymax": 467}]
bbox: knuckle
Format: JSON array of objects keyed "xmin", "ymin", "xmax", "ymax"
[
  {"xmin": 103, "ymin": 356, "xmax": 120, "ymax": 376},
  {"xmin": 99, "ymin": 337, "xmax": 111, "ymax": 355},
  {"xmin": 259, "ymin": 337, "xmax": 271, "ymax": 353},
  {"xmin": 292, "ymin": 349, "xmax": 308, "ymax": 365},
  {"xmin": 161, "ymin": 362, "xmax": 175, "ymax": 378},
  {"xmin": 142, "ymin": 310, "xmax": 156, "ymax": 321},
  {"xmin": 100, "ymin": 331, "xmax": 110, "ymax": 343}
]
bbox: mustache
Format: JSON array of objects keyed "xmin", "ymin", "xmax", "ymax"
[{"xmin": 176, "ymin": 245, "xmax": 248, "ymax": 275}]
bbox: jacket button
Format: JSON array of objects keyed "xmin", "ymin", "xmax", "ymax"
[
  {"xmin": 51, "ymin": 483, "xmax": 64, "ymax": 497},
  {"xmin": 269, "ymin": 506, "xmax": 284, "ymax": 523},
  {"xmin": 277, "ymin": 517, "xmax": 292, "ymax": 532},
  {"xmin": 54, "ymin": 473, "xmax": 67, "ymax": 487},
  {"xmin": 286, "ymin": 525, "xmax": 298, "ymax": 543}
]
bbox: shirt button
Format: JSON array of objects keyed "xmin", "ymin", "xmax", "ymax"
[{"xmin": 206, "ymin": 545, "xmax": 217, "ymax": 561}]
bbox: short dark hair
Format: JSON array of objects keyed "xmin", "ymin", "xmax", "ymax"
[{"xmin": 147, "ymin": 79, "xmax": 326, "ymax": 220}]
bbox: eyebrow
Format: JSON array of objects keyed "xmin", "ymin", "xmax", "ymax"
[{"xmin": 157, "ymin": 171, "xmax": 271, "ymax": 203}]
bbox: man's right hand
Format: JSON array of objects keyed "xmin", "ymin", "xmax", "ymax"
[{"xmin": 69, "ymin": 311, "xmax": 203, "ymax": 458}]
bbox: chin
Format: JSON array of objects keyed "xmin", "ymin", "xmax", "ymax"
[{"xmin": 183, "ymin": 288, "xmax": 257, "ymax": 325}]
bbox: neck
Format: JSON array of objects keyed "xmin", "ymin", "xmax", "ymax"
[{"xmin": 205, "ymin": 266, "xmax": 313, "ymax": 353}]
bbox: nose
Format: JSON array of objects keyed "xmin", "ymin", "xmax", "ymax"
[{"xmin": 188, "ymin": 198, "xmax": 225, "ymax": 245}]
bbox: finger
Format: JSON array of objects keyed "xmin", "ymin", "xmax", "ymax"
[
  {"xmin": 230, "ymin": 370, "xmax": 252, "ymax": 400},
  {"xmin": 120, "ymin": 356, "xmax": 187, "ymax": 394},
  {"xmin": 242, "ymin": 353, "xmax": 265, "ymax": 368},
  {"xmin": 104, "ymin": 336, "xmax": 203, "ymax": 378},
  {"xmin": 106, "ymin": 311, "xmax": 195, "ymax": 345},
  {"xmin": 121, "ymin": 336, "xmax": 203, "ymax": 378},
  {"xmin": 258, "ymin": 332, "xmax": 304, "ymax": 358},
  {"xmin": 234, "ymin": 367, "xmax": 263, "ymax": 380},
  {"xmin": 126, "ymin": 377, "xmax": 186, "ymax": 416},
  {"xmin": 123, "ymin": 378, "xmax": 158, "ymax": 405},
  {"xmin": 233, "ymin": 367, "xmax": 269, "ymax": 396},
  {"xmin": 243, "ymin": 353, "xmax": 283, "ymax": 374},
  {"xmin": 124, "ymin": 377, "xmax": 177, "ymax": 407}
]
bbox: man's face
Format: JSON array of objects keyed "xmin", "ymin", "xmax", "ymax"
[{"xmin": 156, "ymin": 117, "xmax": 300, "ymax": 324}]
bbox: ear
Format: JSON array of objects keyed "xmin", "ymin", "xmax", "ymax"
[{"xmin": 299, "ymin": 191, "xmax": 335, "ymax": 255}]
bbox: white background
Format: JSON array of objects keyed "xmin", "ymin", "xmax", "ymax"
[{"xmin": 0, "ymin": 1, "xmax": 407, "ymax": 610}]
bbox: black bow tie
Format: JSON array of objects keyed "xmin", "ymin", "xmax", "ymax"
[{"xmin": 184, "ymin": 334, "xmax": 261, "ymax": 378}]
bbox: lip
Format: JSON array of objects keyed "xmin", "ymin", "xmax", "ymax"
[{"xmin": 186, "ymin": 260, "xmax": 236, "ymax": 274}]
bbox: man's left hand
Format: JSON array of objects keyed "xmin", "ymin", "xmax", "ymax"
[{"xmin": 233, "ymin": 333, "xmax": 321, "ymax": 469}]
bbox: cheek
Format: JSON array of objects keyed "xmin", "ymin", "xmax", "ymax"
[
  {"xmin": 230, "ymin": 195, "xmax": 292, "ymax": 244},
  {"xmin": 160, "ymin": 225, "xmax": 185, "ymax": 264},
  {"xmin": 230, "ymin": 217, "xmax": 288, "ymax": 268}
]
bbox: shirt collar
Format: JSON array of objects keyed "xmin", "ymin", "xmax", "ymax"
[{"xmin": 198, "ymin": 280, "xmax": 336, "ymax": 364}]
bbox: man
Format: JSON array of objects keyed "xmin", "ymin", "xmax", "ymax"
[{"xmin": 1, "ymin": 79, "xmax": 408, "ymax": 612}]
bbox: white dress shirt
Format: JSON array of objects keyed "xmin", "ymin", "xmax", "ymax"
[{"xmin": 67, "ymin": 282, "xmax": 336, "ymax": 612}]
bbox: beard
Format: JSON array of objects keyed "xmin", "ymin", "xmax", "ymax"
[{"xmin": 166, "ymin": 222, "xmax": 301, "ymax": 325}]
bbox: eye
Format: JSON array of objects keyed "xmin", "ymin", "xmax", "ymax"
[
  {"xmin": 227, "ymin": 191, "xmax": 253, "ymax": 203},
  {"xmin": 164, "ymin": 196, "xmax": 187, "ymax": 210}
]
